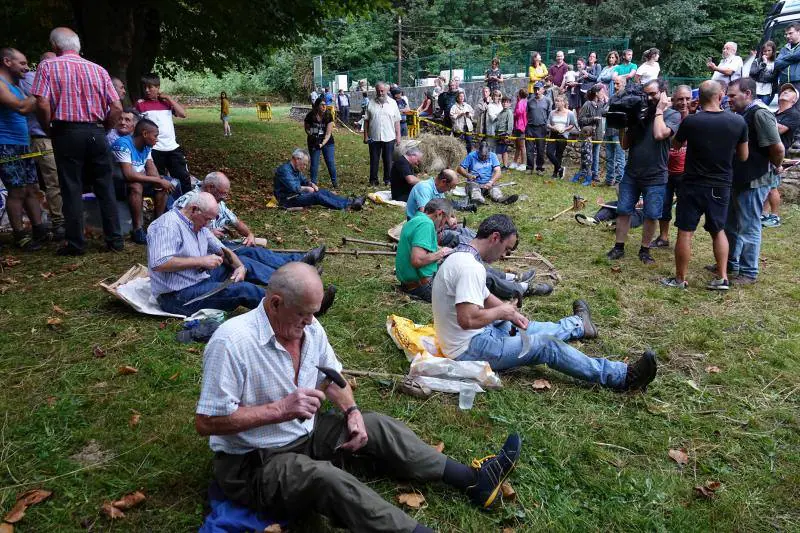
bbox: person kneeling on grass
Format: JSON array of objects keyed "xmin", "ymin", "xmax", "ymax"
[
  {"xmin": 432, "ymin": 213, "xmax": 657, "ymax": 391},
  {"xmin": 112, "ymin": 118, "xmax": 179, "ymax": 244},
  {"xmin": 457, "ymin": 140, "xmax": 518, "ymax": 205},
  {"xmin": 396, "ymin": 199, "xmax": 550, "ymax": 303},
  {"xmin": 274, "ymin": 148, "xmax": 365, "ymax": 211},
  {"xmin": 196, "ymin": 262, "xmax": 522, "ymax": 533},
  {"xmin": 147, "ymin": 192, "xmax": 335, "ymax": 316}
]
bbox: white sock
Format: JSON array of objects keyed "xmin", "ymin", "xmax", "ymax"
[
  {"xmin": 505, "ymin": 273, "xmax": 515, "ymax": 280},
  {"xmin": 519, "ymin": 282, "xmax": 529, "ymax": 291}
]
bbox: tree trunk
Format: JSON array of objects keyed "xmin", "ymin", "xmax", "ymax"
[{"xmin": 69, "ymin": 0, "xmax": 161, "ymax": 103}]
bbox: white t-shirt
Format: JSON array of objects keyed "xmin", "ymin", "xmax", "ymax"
[
  {"xmin": 711, "ymin": 55, "xmax": 743, "ymax": 84},
  {"xmin": 431, "ymin": 251, "xmax": 490, "ymax": 358},
  {"xmin": 636, "ymin": 63, "xmax": 661, "ymax": 84},
  {"xmin": 365, "ymin": 98, "xmax": 401, "ymax": 142},
  {"xmin": 563, "ymin": 71, "xmax": 577, "ymax": 85}
]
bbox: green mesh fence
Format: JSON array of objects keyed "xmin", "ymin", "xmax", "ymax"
[{"xmin": 331, "ymin": 35, "xmax": 631, "ymax": 88}]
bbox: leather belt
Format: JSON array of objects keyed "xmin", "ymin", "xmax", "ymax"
[{"xmin": 401, "ymin": 277, "xmax": 431, "ymax": 291}]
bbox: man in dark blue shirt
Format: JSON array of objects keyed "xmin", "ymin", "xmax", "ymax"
[{"xmin": 274, "ymin": 149, "xmax": 364, "ymax": 210}]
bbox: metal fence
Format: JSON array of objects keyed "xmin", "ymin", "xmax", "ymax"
[{"xmin": 331, "ymin": 35, "xmax": 631, "ymax": 88}]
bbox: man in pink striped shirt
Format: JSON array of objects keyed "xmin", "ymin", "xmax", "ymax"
[{"xmin": 32, "ymin": 27, "xmax": 123, "ymax": 255}]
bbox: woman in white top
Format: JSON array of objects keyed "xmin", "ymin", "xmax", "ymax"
[
  {"xmin": 545, "ymin": 95, "xmax": 579, "ymax": 178},
  {"xmin": 485, "ymin": 90, "xmax": 503, "ymax": 151},
  {"xmin": 749, "ymin": 40, "xmax": 777, "ymax": 105},
  {"xmin": 449, "ymin": 91, "xmax": 474, "ymax": 151},
  {"xmin": 635, "ymin": 48, "xmax": 661, "ymax": 85}
]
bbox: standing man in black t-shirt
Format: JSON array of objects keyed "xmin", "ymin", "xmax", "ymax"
[
  {"xmin": 607, "ymin": 80, "xmax": 682, "ymax": 264},
  {"xmin": 661, "ymin": 80, "xmax": 749, "ymax": 290},
  {"xmin": 390, "ymin": 146, "xmax": 423, "ymax": 202}
]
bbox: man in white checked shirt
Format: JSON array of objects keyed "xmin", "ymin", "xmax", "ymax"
[{"xmin": 196, "ymin": 262, "xmax": 522, "ymax": 532}]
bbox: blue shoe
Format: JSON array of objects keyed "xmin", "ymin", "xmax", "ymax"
[
  {"xmin": 581, "ymin": 175, "xmax": 593, "ymax": 186},
  {"xmin": 571, "ymin": 171, "xmax": 585, "ymax": 183},
  {"xmin": 466, "ymin": 433, "xmax": 522, "ymax": 508}
]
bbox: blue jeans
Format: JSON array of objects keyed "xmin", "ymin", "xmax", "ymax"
[
  {"xmin": 157, "ymin": 261, "xmax": 266, "ymax": 315},
  {"xmin": 222, "ymin": 241, "xmax": 304, "ymax": 275},
  {"xmin": 604, "ymin": 134, "xmax": 626, "ymax": 184},
  {"xmin": 590, "ymin": 143, "xmax": 601, "ymax": 179},
  {"xmin": 457, "ymin": 318, "xmax": 627, "ymax": 388},
  {"xmin": 282, "ymin": 189, "xmax": 351, "ymax": 210},
  {"xmin": 617, "ymin": 177, "xmax": 666, "ymax": 219},
  {"xmin": 310, "ymin": 143, "xmax": 338, "ymax": 187},
  {"xmin": 726, "ymin": 185, "xmax": 770, "ymax": 278}
]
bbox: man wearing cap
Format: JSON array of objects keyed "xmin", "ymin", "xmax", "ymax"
[
  {"xmin": 525, "ymin": 81, "xmax": 552, "ymax": 173},
  {"xmin": 457, "ymin": 140, "xmax": 518, "ymax": 205}
]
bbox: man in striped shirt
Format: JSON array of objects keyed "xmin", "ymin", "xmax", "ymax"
[{"xmin": 32, "ymin": 27, "xmax": 123, "ymax": 256}]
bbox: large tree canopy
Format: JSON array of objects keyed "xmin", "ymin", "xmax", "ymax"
[{"xmin": 0, "ymin": 0, "xmax": 376, "ymax": 98}]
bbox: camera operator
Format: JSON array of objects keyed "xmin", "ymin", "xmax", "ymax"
[{"xmin": 607, "ymin": 80, "xmax": 681, "ymax": 264}]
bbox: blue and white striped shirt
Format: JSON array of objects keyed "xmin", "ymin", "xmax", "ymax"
[
  {"xmin": 196, "ymin": 301, "xmax": 343, "ymax": 453},
  {"xmin": 146, "ymin": 208, "xmax": 224, "ymax": 296},
  {"xmin": 173, "ymin": 186, "xmax": 239, "ymax": 231}
]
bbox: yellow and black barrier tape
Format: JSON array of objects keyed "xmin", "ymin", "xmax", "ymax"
[{"xmin": 0, "ymin": 149, "xmax": 53, "ymax": 165}]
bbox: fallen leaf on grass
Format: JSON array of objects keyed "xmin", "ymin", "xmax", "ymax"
[
  {"xmin": 686, "ymin": 379, "xmax": 702, "ymax": 392},
  {"xmin": 46, "ymin": 396, "xmax": 56, "ymax": 407},
  {"xmin": 397, "ymin": 492, "xmax": 426, "ymax": 509},
  {"xmin": 693, "ymin": 480, "xmax": 722, "ymax": 499},
  {"xmin": 610, "ymin": 265, "xmax": 622, "ymax": 273},
  {"xmin": 111, "ymin": 490, "xmax": 146, "ymax": 510},
  {"xmin": 705, "ymin": 366, "xmax": 721, "ymax": 374},
  {"xmin": 46, "ymin": 317, "xmax": 62, "ymax": 327},
  {"xmin": 129, "ymin": 413, "xmax": 141, "ymax": 427},
  {"xmin": 101, "ymin": 502, "xmax": 125, "ymax": 519},
  {"xmin": 59, "ymin": 263, "xmax": 79, "ymax": 273},
  {"xmin": 534, "ymin": 233, "xmax": 543, "ymax": 241},
  {"xmin": 40, "ymin": 272, "xmax": 55, "ymax": 279},
  {"xmin": 531, "ymin": 379, "xmax": 552, "ymax": 391},
  {"xmin": 346, "ymin": 224, "xmax": 364, "ymax": 234},
  {"xmin": 363, "ymin": 346, "xmax": 376, "ymax": 353},
  {"xmin": 668, "ymin": 448, "xmax": 689, "ymax": 466},
  {"xmin": 0, "ymin": 522, "xmax": 13, "ymax": 532},
  {"xmin": 432, "ymin": 441, "xmax": 445, "ymax": 453},
  {"xmin": 3, "ymin": 488, "xmax": 53, "ymax": 523},
  {"xmin": 158, "ymin": 322, "xmax": 166, "ymax": 330},
  {"xmin": 52, "ymin": 305, "xmax": 66, "ymax": 315},
  {"xmin": 500, "ymin": 481, "xmax": 517, "ymax": 501},
  {"xmin": 1, "ymin": 256, "xmax": 21, "ymax": 267},
  {"xmin": 118, "ymin": 366, "xmax": 138, "ymax": 375},
  {"xmin": 93, "ymin": 345, "xmax": 106, "ymax": 358},
  {"xmin": 186, "ymin": 347, "xmax": 200, "ymax": 354},
  {"xmin": 168, "ymin": 372, "xmax": 180, "ymax": 381}
]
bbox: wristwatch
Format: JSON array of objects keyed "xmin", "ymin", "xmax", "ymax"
[{"xmin": 344, "ymin": 404, "xmax": 360, "ymax": 416}]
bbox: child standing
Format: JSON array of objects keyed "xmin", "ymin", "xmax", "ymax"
[
  {"xmin": 511, "ymin": 89, "xmax": 527, "ymax": 170},
  {"xmin": 573, "ymin": 85, "xmax": 606, "ymax": 185},
  {"xmin": 220, "ymin": 91, "xmax": 231, "ymax": 137},
  {"xmin": 135, "ymin": 73, "xmax": 191, "ymax": 192},
  {"xmin": 494, "ymin": 96, "xmax": 515, "ymax": 168}
]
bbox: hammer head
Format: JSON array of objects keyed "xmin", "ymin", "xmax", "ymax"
[
  {"xmin": 572, "ymin": 195, "xmax": 586, "ymax": 209},
  {"xmin": 317, "ymin": 365, "xmax": 347, "ymax": 388}
]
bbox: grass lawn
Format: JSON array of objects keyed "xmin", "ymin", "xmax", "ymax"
[{"xmin": 2, "ymin": 106, "xmax": 800, "ymax": 532}]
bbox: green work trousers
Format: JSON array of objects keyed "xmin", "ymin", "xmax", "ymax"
[{"xmin": 213, "ymin": 411, "xmax": 447, "ymax": 532}]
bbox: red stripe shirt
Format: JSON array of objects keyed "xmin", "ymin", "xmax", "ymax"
[{"xmin": 31, "ymin": 51, "xmax": 119, "ymax": 123}]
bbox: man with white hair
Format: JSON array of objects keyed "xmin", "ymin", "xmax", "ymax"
[
  {"xmin": 389, "ymin": 145, "xmax": 423, "ymax": 202},
  {"xmin": 31, "ymin": 27, "xmax": 123, "ymax": 256},
  {"xmin": 147, "ymin": 192, "xmax": 336, "ymax": 315},
  {"xmin": 708, "ymin": 42, "xmax": 743, "ymax": 85},
  {"xmin": 174, "ymin": 170, "xmax": 326, "ymax": 270},
  {"xmin": 274, "ymin": 149, "xmax": 364, "ymax": 210},
  {"xmin": 364, "ymin": 81, "xmax": 401, "ymax": 186},
  {"xmin": 196, "ymin": 261, "xmax": 522, "ymax": 532}
]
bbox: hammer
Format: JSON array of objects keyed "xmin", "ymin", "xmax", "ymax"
[
  {"xmin": 548, "ymin": 195, "xmax": 586, "ymax": 221},
  {"xmin": 317, "ymin": 365, "xmax": 348, "ymax": 389}
]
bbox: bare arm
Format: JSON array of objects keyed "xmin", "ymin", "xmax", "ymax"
[
  {"xmin": 35, "ymin": 96, "xmax": 51, "ymax": 133},
  {"xmin": 395, "ymin": 119, "xmax": 401, "ymax": 140},
  {"xmin": 162, "ymin": 94, "xmax": 187, "ymax": 118},
  {"xmin": 0, "ymin": 82, "xmax": 36, "ymax": 113},
  {"xmin": 410, "ymin": 246, "xmax": 451, "ymax": 269},
  {"xmin": 404, "ymin": 172, "xmax": 420, "ymax": 186},
  {"xmin": 105, "ymin": 100, "xmax": 122, "ymax": 131},
  {"xmin": 736, "ymin": 142, "xmax": 749, "ymax": 162},
  {"xmin": 455, "ymin": 301, "xmax": 528, "ymax": 330},
  {"xmin": 652, "ymin": 115, "xmax": 673, "ymax": 141},
  {"xmin": 154, "ymin": 254, "xmax": 221, "ymax": 272},
  {"xmin": 767, "ymin": 142, "xmax": 785, "ymax": 167},
  {"xmin": 456, "ymin": 166, "xmax": 473, "ymax": 180},
  {"xmin": 320, "ymin": 120, "xmax": 334, "ymax": 146},
  {"xmin": 120, "ymin": 161, "xmax": 170, "ymax": 187},
  {"xmin": 619, "ymin": 127, "xmax": 630, "ymax": 150}
]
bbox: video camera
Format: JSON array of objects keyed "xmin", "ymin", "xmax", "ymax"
[{"xmin": 605, "ymin": 85, "xmax": 651, "ymax": 130}]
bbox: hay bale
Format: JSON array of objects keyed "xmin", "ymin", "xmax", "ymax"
[
  {"xmin": 398, "ymin": 134, "xmax": 467, "ymax": 175},
  {"xmin": 779, "ymin": 176, "xmax": 800, "ymax": 204}
]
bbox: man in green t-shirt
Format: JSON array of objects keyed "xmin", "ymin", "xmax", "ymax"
[
  {"xmin": 615, "ymin": 49, "xmax": 638, "ymax": 86},
  {"xmin": 396, "ymin": 198, "xmax": 455, "ymax": 301}
]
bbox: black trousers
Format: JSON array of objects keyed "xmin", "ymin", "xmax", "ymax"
[
  {"xmin": 368, "ymin": 140, "xmax": 395, "ymax": 185},
  {"xmin": 525, "ymin": 124, "xmax": 546, "ymax": 170},
  {"xmin": 152, "ymin": 147, "xmax": 191, "ymax": 193},
  {"xmin": 339, "ymin": 106, "xmax": 350, "ymax": 124},
  {"xmin": 546, "ymin": 139, "xmax": 567, "ymax": 173},
  {"xmin": 50, "ymin": 122, "xmax": 122, "ymax": 251}
]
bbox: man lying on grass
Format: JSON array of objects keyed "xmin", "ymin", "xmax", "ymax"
[
  {"xmin": 195, "ymin": 262, "xmax": 521, "ymax": 532},
  {"xmin": 431, "ymin": 214, "xmax": 657, "ymax": 391}
]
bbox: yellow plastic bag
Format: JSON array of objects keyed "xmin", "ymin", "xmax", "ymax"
[{"xmin": 386, "ymin": 315, "xmax": 444, "ymax": 361}]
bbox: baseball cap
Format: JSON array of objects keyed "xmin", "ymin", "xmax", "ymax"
[
  {"xmin": 534, "ymin": 81, "xmax": 544, "ymax": 89},
  {"xmin": 780, "ymin": 83, "xmax": 798, "ymax": 97}
]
